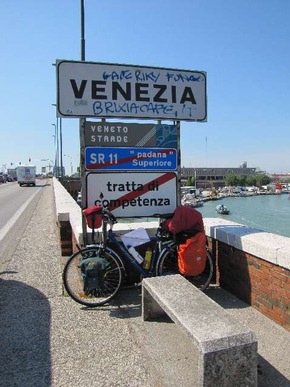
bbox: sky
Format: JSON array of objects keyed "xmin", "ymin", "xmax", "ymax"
[{"xmin": 1, "ymin": 0, "xmax": 290, "ymax": 175}]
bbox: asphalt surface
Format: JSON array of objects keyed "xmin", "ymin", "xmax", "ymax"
[{"xmin": 0, "ymin": 182, "xmax": 290, "ymax": 386}]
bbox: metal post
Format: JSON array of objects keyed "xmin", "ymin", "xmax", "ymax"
[
  {"xmin": 51, "ymin": 123, "xmax": 57, "ymax": 176},
  {"xmin": 176, "ymin": 120, "xmax": 181, "ymax": 206},
  {"xmin": 80, "ymin": 0, "xmax": 87, "ymax": 246},
  {"xmin": 81, "ymin": 0, "xmax": 85, "ymax": 61},
  {"xmin": 59, "ymin": 117, "xmax": 63, "ymax": 177}
]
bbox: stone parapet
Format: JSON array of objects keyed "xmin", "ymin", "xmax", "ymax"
[
  {"xmin": 204, "ymin": 218, "xmax": 290, "ymax": 331},
  {"xmin": 53, "ymin": 177, "xmax": 290, "ymax": 330}
]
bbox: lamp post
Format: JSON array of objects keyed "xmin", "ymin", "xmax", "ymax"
[
  {"xmin": 64, "ymin": 154, "xmax": 73, "ymax": 176},
  {"xmin": 59, "ymin": 117, "xmax": 63, "ymax": 178},
  {"xmin": 41, "ymin": 159, "xmax": 54, "ymax": 174},
  {"xmin": 51, "ymin": 123, "xmax": 59, "ymax": 177},
  {"xmin": 52, "ymin": 102, "xmax": 63, "ymax": 178}
]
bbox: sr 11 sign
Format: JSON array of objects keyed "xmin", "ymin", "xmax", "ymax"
[{"xmin": 85, "ymin": 147, "xmax": 177, "ymax": 171}]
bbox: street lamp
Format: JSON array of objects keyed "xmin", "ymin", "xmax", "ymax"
[
  {"xmin": 64, "ymin": 154, "xmax": 73, "ymax": 176},
  {"xmin": 52, "ymin": 104, "xmax": 63, "ymax": 179},
  {"xmin": 59, "ymin": 117, "xmax": 63, "ymax": 178},
  {"xmin": 51, "ymin": 123, "xmax": 59, "ymax": 177},
  {"xmin": 41, "ymin": 159, "xmax": 54, "ymax": 174}
]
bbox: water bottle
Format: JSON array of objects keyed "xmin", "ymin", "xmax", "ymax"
[
  {"xmin": 143, "ymin": 247, "xmax": 152, "ymax": 270},
  {"xmin": 127, "ymin": 245, "xmax": 144, "ymax": 264}
]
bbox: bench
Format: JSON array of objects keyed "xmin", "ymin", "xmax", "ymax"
[{"xmin": 142, "ymin": 275, "xmax": 257, "ymax": 387}]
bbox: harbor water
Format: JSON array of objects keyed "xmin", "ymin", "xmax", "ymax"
[{"xmin": 197, "ymin": 193, "xmax": 290, "ymax": 239}]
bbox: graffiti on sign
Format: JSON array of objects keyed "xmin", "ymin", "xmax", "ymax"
[{"xmin": 57, "ymin": 60, "xmax": 207, "ymax": 121}]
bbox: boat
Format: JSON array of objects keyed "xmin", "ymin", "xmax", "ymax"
[
  {"xmin": 189, "ymin": 199, "xmax": 204, "ymax": 208},
  {"xmin": 216, "ymin": 204, "xmax": 230, "ymax": 215},
  {"xmin": 181, "ymin": 194, "xmax": 204, "ymax": 208}
]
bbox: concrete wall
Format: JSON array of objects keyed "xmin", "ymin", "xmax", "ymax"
[{"xmin": 53, "ymin": 177, "xmax": 290, "ymax": 331}]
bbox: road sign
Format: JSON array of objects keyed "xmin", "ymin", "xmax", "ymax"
[
  {"xmin": 86, "ymin": 172, "xmax": 177, "ymax": 217},
  {"xmin": 84, "ymin": 122, "xmax": 177, "ymax": 148},
  {"xmin": 57, "ymin": 60, "xmax": 207, "ymax": 121},
  {"xmin": 85, "ymin": 147, "xmax": 177, "ymax": 171}
]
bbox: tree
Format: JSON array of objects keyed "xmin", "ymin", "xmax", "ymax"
[
  {"xmin": 255, "ymin": 173, "xmax": 271, "ymax": 186},
  {"xmin": 186, "ymin": 176, "xmax": 195, "ymax": 186},
  {"xmin": 236, "ymin": 174, "xmax": 246, "ymax": 186},
  {"xmin": 245, "ymin": 175, "xmax": 256, "ymax": 186},
  {"xmin": 225, "ymin": 174, "xmax": 239, "ymax": 186}
]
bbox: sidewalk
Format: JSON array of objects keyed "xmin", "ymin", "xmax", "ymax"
[{"xmin": 0, "ymin": 182, "xmax": 289, "ymax": 386}]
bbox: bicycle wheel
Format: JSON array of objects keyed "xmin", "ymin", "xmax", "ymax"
[
  {"xmin": 63, "ymin": 246, "xmax": 124, "ymax": 307},
  {"xmin": 156, "ymin": 245, "xmax": 214, "ymax": 291}
]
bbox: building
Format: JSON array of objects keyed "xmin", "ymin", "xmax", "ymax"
[{"xmin": 181, "ymin": 162, "xmax": 257, "ymax": 189}]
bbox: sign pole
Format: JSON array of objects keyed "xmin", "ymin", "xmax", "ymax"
[
  {"xmin": 80, "ymin": 0, "xmax": 87, "ymax": 246},
  {"xmin": 176, "ymin": 120, "xmax": 181, "ymax": 206}
]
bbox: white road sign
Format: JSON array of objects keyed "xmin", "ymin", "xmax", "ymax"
[
  {"xmin": 86, "ymin": 172, "xmax": 177, "ymax": 217},
  {"xmin": 57, "ymin": 60, "xmax": 207, "ymax": 121}
]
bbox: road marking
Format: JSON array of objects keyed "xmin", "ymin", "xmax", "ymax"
[{"xmin": 0, "ymin": 188, "xmax": 41, "ymax": 242}]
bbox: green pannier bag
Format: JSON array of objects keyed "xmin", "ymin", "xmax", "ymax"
[{"xmin": 79, "ymin": 255, "xmax": 109, "ymax": 295}]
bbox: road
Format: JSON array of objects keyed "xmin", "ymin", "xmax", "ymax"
[{"xmin": 0, "ymin": 179, "xmax": 47, "ymax": 273}]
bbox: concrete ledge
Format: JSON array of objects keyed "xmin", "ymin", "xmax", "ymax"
[
  {"xmin": 53, "ymin": 177, "xmax": 83, "ymax": 242},
  {"xmin": 142, "ymin": 275, "xmax": 258, "ymax": 386},
  {"xmin": 204, "ymin": 218, "xmax": 290, "ymax": 271}
]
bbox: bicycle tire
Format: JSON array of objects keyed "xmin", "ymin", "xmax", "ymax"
[
  {"xmin": 63, "ymin": 246, "xmax": 124, "ymax": 307},
  {"xmin": 156, "ymin": 245, "xmax": 214, "ymax": 291}
]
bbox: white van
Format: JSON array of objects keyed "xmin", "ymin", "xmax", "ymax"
[{"xmin": 16, "ymin": 165, "xmax": 36, "ymax": 187}]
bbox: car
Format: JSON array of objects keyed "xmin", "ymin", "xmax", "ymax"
[
  {"xmin": 0, "ymin": 174, "xmax": 6, "ymax": 183},
  {"xmin": 6, "ymin": 174, "xmax": 13, "ymax": 182},
  {"xmin": 77, "ymin": 190, "xmax": 82, "ymax": 206}
]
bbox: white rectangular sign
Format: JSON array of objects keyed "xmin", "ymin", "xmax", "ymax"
[
  {"xmin": 86, "ymin": 172, "xmax": 177, "ymax": 217},
  {"xmin": 57, "ymin": 60, "xmax": 207, "ymax": 121}
]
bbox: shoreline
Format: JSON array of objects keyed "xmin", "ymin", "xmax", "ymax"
[{"xmin": 199, "ymin": 190, "xmax": 290, "ymax": 203}]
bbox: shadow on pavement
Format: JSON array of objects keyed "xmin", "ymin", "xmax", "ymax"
[{"xmin": 0, "ymin": 278, "xmax": 51, "ymax": 386}]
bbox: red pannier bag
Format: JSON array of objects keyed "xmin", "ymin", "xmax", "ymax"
[
  {"xmin": 83, "ymin": 206, "xmax": 103, "ymax": 229},
  {"xmin": 178, "ymin": 232, "xmax": 207, "ymax": 276},
  {"xmin": 161, "ymin": 206, "xmax": 204, "ymax": 234}
]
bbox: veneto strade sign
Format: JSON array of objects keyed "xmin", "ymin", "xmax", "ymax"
[
  {"xmin": 56, "ymin": 60, "xmax": 207, "ymax": 121},
  {"xmin": 85, "ymin": 122, "xmax": 178, "ymax": 148}
]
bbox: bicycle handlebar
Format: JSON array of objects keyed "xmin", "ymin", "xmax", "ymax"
[
  {"xmin": 84, "ymin": 205, "xmax": 173, "ymax": 226},
  {"xmin": 102, "ymin": 207, "xmax": 117, "ymax": 223},
  {"xmin": 152, "ymin": 213, "xmax": 174, "ymax": 219}
]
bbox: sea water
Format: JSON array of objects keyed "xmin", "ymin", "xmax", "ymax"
[{"xmin": 197, "ymin": 193, "xmax": 290, "ymax": 239}]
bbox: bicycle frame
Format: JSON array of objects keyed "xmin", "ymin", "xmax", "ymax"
[
  {"xmin": 106, "ymin": 228, "xmax": 175, "ymax": 278},
  {"xmin": 96, "ymin": 210, "xmax": 175, "ymax": 278}
]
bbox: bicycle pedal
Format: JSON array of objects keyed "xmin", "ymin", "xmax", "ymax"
[{"xmin": 78, "ymin": 292, "xmax": 88, "ymax": 299}]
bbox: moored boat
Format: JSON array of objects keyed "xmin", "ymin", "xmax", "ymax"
[{"xmin": 182, "ymin": 199, "xmax": 204, "ymax": 208}]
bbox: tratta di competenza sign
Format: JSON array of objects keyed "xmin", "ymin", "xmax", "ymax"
[
  {"xmin": 86, "ymin": 172, "xmax": 177, "ymax": 217},
  {"xmin": 56, "ymin": 60, "xmax": 207, "ymax": 121}
]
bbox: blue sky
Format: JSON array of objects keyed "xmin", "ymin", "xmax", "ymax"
[{"xmin": 1, "ymin": 0, "xmax": 289, "ymax": 174}]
